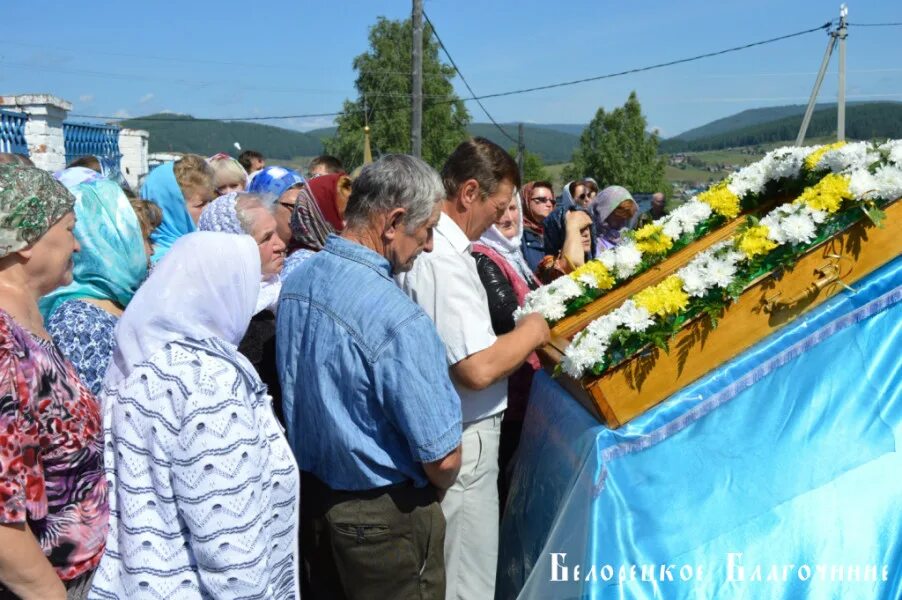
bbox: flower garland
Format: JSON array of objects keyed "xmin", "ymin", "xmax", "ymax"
[
  {"xmin": 516, "ymin": 144, "xmax": 827, "ymax": 323},
  {"xmin": 516, "ymin": 141, "xmax": 901, "ymax": 324},
  {"xmin": 558, "ymin": 145, "xmax": 901, "ymax": 379}
]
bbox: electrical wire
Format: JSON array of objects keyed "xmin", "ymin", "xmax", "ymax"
[
  {"xmin": 848, "ymin": 22, "xmax": 902, "ymax": 27},
  {"xmin": 67, "ymin": 21, "xmax": 835, "ymax": 124},
  {"xmin": 422, "ymin": 11, "xmax": 518, "ymax": 144}
]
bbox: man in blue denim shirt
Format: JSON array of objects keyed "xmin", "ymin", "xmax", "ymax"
[{"xmin": 277, "ymin": 154, "xmax": 462, "ymax": 599}]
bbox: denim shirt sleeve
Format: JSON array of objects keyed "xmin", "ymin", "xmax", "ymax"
[{"xmin": 375, "ymin": 313, "xmax": 462, "ymax": 464}]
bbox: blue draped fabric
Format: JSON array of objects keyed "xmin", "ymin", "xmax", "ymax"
[{"xmin": 498, "ymin": 256, "xmax": 902, "ymax": 600}]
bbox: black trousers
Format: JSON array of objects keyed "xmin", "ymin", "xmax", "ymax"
[{"xmin": 301, "ymin": 472, "xmax": 446, "ymax": 600}]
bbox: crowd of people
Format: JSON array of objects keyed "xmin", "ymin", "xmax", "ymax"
[{"xmin": 0, "ymin": 139, "xmax": 664, "ymax": 599}]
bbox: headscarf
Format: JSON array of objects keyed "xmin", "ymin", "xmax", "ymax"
[
  {"xmin": 589, "ymin": 185, "xmax": 640, "ymax": 250},
  {"xmin": 542, "ymin": 204, "xmax": 596, "ymax": 259},
  {"xmin": 0, "ymin": 164, "xmax": 75, "ymax": 258},
  {"xmin": 141, "ymin": 162, "xmax": 195, "ymax": 264},
  {"xmin": 197, "ymin": 192, "xmax": 282, "ymax": 315},
  {"xmin": 289, "ymin": 173, "xmax": 346, "ymax": 253},
  {"xmin": 54, "ymin": 166, "xmax": 103, "ymax": 192},
  {"xmin": 197, "ymin": 192, "xmax": 242, "ymax": 233},
  {"xmin": 558, "ymin": 180, "xmax": 577, "ymax": 210},
  {"xmin": 246, "ymin": 166, "xmax": 305, "ymax": 202},
  {"xmin": 520, "ymin": 181, "xmax": 545, "ymax": 236},
  {"xmin": 476, "ymin": 193, "xmax": 536, "ymax": 286},
  {"xmin": 39, "ymin": 180, "xmax": 148, "ymax": 319},
  {"xmin": 105, "ymin": 232, "xmax": 260, "ymax": 387}
]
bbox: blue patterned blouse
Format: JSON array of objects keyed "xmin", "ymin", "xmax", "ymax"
[{"xmin": 46, "ymin": 300, "xmax": 118, "ymax": 396}]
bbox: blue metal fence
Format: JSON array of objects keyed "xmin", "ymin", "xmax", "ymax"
[
  {"xmin": 63, "ymin": 121, "xmax": 121, "ymax": 167},
  {"xmin": 0, "ymin": 109, "xmax": 29, "ymax": 156}
]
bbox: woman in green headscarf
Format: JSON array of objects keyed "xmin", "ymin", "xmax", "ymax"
[
  {"xmin": 40, "ymin": 179, "xmax": 160, "ymax": 394},
  {"xmin": 0, "ymin": 164, "xmax": 108, "ymax": 599}
]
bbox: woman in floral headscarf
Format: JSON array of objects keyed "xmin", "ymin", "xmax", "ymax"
[
  {"xmin": 0, "ymin": 165, "xmax": 108, "ymax": 599},
  {"xmin": 40, "ymin": 179, "xmax": 160, "ymax": 395},
  {"xmin": 281, "ymin": 172, "xmax": 351, "ymax": 281}
]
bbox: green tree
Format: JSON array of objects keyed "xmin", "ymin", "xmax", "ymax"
[
  {"xmin": 508, "ymin": 147, "xmax": 549, "ymax": 183},
  {"xmin": 563, "ymin": 92, "xmax": 669, "ymax": 194},
  {"xmin": 324, "ymin": 17, "xmax": 470, "ymax": 170}
]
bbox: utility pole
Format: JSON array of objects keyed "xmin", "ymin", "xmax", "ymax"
[
  {"xmin": 517, "ymin": 123, "xmax": 525, "ymax": 185},
  {"xmin": 411, "ymin": 0, "xmax": 423, "ymax": 158},
  {"xmin": 796, "ymin": 5, "xmax": 849, "ymax": 146},
  {"xmin": 837, "ymin": 4, "xmax": 848, "ymax": 141}
]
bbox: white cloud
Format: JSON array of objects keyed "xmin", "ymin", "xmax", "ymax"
[
  {"xmin": 293, "ymin": 116, "xmax": 337, "ymax": 131},
  {"xmin": 79, "ymin": 94, "xmax": 94, "ymax": 103},
  {"xmin": 138, "ymin": 93, "xmax": 155, "ymax": 104},
  {"xmin": 113, "ymin": 109, "xmax": 131, "ymax": 119}
]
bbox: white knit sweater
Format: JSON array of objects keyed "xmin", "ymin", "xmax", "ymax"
[{"xmin": 89, "ymin": 338, "xmax": 300, "ymax": 600}]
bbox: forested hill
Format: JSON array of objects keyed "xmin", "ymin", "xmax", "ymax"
[
  {"xmin": 123, "ymin": 102, "xmax": 902, "ymax": 161},
  {"xmin": 120, "ymin": 114, "xmax": 325, "ymax": 159},
  {"xmin": 660, "ymin": 103, "xmax": 902, "ymax": 152}
]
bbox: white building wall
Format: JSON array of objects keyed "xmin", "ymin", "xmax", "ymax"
[
  {"xmin": 119, "ymin": 128, "xmax": 149, "ymax": 190},
  {"xmin": 0, "ymin": 94, "xmax": 71, "ymax": 172}
]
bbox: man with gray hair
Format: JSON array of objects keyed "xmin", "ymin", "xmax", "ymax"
[{"xmin": 276, "ymin": 154, "xmax": 463, "ymax": 598}]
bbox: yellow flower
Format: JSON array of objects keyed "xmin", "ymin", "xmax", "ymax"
[
  {"xmin": 795, "ymin": 173, "xmax": 853, "ymax": 214},
  {"xmin": 698, "ymin": 182, "xmax": 741, "ymax": 219},
  {"xmin": 634, "ymin": 275, "xmax": 689, "ymax": 317},
  {"xmin": 804, "ymin": 141, "xmax": 847, "ymax": 172},
  {"xmin": 569, "ymin": 261, "xmax": 616, "ymax": 290},
  {"xmin": 633, "ymin": 223, "xmax": 674, "ymax": 255},
  {"xmin": 736, "ymin": 225, "xmax": 777, "ymax": 259}
]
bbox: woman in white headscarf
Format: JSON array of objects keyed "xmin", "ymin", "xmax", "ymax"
[
  {"xmin": 471, "ymin": 193, "xmax": 541, "ymax": 510},
  {"xmin": 90, "ymin": 232, "xmax": 300, "ymax": 600}
]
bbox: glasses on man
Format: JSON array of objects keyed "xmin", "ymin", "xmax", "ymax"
[{"xmin": 530, "ymin": 196, "xmax": 555, "ymax": 206}]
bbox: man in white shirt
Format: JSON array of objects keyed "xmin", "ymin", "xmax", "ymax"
[{"xmin": 397, "ymin": 138, "xmax": 550, "ymax": 600}]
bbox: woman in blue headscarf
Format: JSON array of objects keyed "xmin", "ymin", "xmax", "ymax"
[
  {"xmin": 41, "ymin": 179, "xmax": 160, "ymax": 394},
  {"xmin": 141, "ymin": 155, "xmax": 215, "ymax": 263},
  {"xmin": 247, "ymin": 165, "xmax": 305, "ymax": 248}
]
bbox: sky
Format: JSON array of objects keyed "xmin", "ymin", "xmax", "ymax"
[{"xmin": 2, "ymin": 0, "xmax": 900, "ymax": 138}]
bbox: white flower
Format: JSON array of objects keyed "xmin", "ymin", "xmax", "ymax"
[
  {"xmin": 703, "ymin": 255, "xmax": 738, "ymax": 288},
  {"xmin": 587, "ymin": 313, "xmax": 621, "ymax": 338},
  {"xmin": 661, "ymin": 216, "xmax": 683, "ymax": 240},
  {"xmin": 677, "ymin": 263, "xmax": 709, "ymax": 297},
  {"xmin": 819, "ymin": 142, "xmax": 878, "ymax": 174},
  {"xmin": 848, "ymin": 169, "xmax": 879, "ymax": 200},
  {"xmin": 761, "ymin": 215, "xmax": 787, "ymax": 244},
  {"xmin": 880, "ymin": 140, "xmax": 902, "ymax": 166},
  {"xmin": 562, "ymin": 330, "xmax": 609, "ymax": 378},
  {"xmin": 612, "ymin": 241, "xmax": 643, "ymax": 279},
  {"xmin": 779, "ymin": 212, "xmax": 818, "ymax": 245},
  {"xmin": 597, "ymin": 248, "xmax": 617, "ymax": 271},
  {"xmin": 872, "ymin": 164, "xmax": 902, "ymax": 201},
  {"xmin": 612, "ymin": 300, "xmax": 654, "ymax": 333}
]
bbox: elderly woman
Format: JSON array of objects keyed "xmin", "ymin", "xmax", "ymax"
[
  {"xmin": 40, "ymin": 180, "xmax": 160, "ymax": 395},
  {"xmin": 198, "ymin": 193, "xmax": 287, "ymax": 418},
  {"xmin": 91, "ymin": 232, "xmax": 300, "ymax": 599},
  {"xmin": 141, "ymin": 154, "xmax": 215, "ymax": 263},
  {"xmin": 247, "ymin": 166, "xmax": 306, "ymax": 248},
  {"xmin": 207, "ymin": 153, "xmax": 248, "ymax": 195},
  {"xmin": 588, "ymin": 185, "xmax": 640, "ymax": 251},
  {"xmin": 0, "ymin": 165, "xmax": 107, "ymax": 599},
  {"xmin": 281, "ymin": 171, "xmax": 351, "ymax": 280}
]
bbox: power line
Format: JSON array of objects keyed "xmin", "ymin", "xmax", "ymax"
[
  {"xmin": 848, "ymin": 22, "xmax": 902, "ymax": 27},
  {"xmin": 422, "ymin": 11, "xmax": 518, "ymax": 145},
  {"xmin": 69, "ymin": 21, "xmax": 835, "ymax": 124},
  {"xmin": 450, "ymin": 21, "xmax": 834, "ymax": 103}
]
